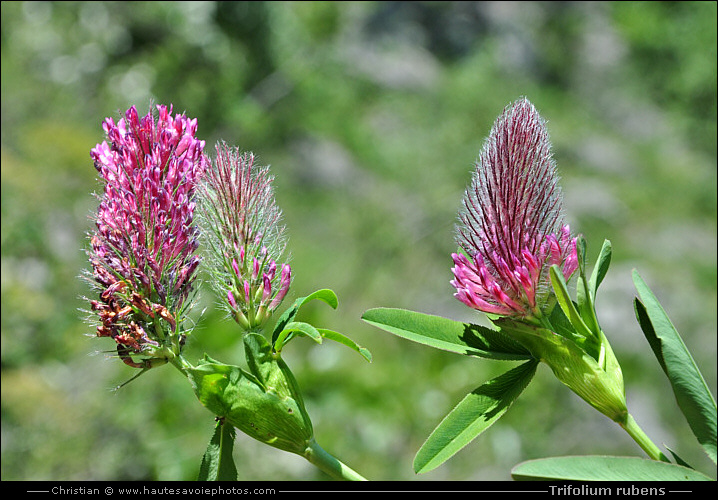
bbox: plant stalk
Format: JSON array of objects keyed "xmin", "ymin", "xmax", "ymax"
[
  {"xmin": 169, "ymin": 353, "xmax": 194, "ymax": 375},
  {"xmin": 304, "ymin": 439, "xmax": 368, "ymax": 481},
  {"xmin": 619, "ymin": 413, "xmax": 669, "ymax": 462}
]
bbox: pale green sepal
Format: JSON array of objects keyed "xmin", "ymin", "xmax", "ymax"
[
  {"xmin": 495, "ymin": 318, "xmax": 627, "ymax": 423},
  {"xmin": 198, "ymin": 418, "xmax": 238, "ymax": 481},
  {"xmin": 413, "ymin": 359, "xmax": 539, "ymax": 474},
  {"xmin": 632, "ymin": 270, "xmax": 717, "ymax": 464},
  {"xmin": 551, "ymin": 239, "xmax": 618, "ymax": 375},
  {"xmin": 549, "ymin": 265, "xmax": 602, "ymax": 363},
  {"xmin": 511, "ymin": 455, "xmax": 713, "ymax": 481}
]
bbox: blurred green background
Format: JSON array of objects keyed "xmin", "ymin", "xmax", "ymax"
[{"xmin": 1, "ymin": 1, "xmax": 715, "ymax": 482}]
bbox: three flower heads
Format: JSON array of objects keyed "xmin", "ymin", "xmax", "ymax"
[
  {"xmin": 85, "ymin": 98, "xmax": 600, "ymax": 402},
  {"xmin": 84, "ymin": 104, "xmax": 291, "ymax": 371}
]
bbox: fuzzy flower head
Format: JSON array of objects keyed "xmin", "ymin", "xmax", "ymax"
[
  {"xmin": 200, "ymin": 142, "xmax": 291, "ymax": 331},
  {"xmin": 86, "ymin": 104, "xmax": 207, "ymax": 368},
  {"xmin": 452, "ymin": 98, "xmax": 578, "ymax": 319}
]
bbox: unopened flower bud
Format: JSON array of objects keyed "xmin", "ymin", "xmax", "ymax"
[{"xmin": 199, "ymin": 143, "xmax": 293, "ymax": 331}]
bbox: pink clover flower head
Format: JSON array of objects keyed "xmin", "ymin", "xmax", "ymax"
[
  {"xmin": 86, "ymin": 104, "xmax": 207, "ymax": 367},
  {"xmin": 452, "ymin": 97, "xmax": 578, "ymax": 319},
  {"xmin": 199, "ymin": 142, "xmax": 292, "ymax": 330}
]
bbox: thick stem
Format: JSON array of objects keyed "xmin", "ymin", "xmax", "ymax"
[
  {"xmin": 304, "ymin": 439, "xmax": 368, "ymax": 481},
  {"xmin": 619, "ymin": 413, "xmax": 669, "ymax": 462}
]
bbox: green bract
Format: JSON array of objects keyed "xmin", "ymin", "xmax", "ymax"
[
  {"xmin": 494, "ymin": 317, "xmax": 627, "ymax": 423},
  {"xmin": 187, "ymin": 334, "xmax": 313, "ymax": 456}
]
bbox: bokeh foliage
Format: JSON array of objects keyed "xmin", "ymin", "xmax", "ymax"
[{"xmin": 1, "ymin": 1, "xmax": 715, "ymax": 481}]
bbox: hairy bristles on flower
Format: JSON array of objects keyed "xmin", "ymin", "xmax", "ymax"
[
  {"xmin": 85, "ymin": 104, "xmax": 206, "ymax": 368},
  {"xmin": 199, "ymin": 142, "xmax": 292, "ymax": 331},
  {"xmin": 452, "ymin": 97, "xmax": 578, "ymax": 319}
]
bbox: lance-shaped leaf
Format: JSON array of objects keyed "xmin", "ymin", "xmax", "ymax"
[
  {"xmin": 575, "ymin": 236, "xmax": 601, "ymax": 338},
  {"xmin": 271, "ymin": 288, "xmax": 371, "ymax": 361},
  {"xmin": 588, "ymin": 239, "xmax": 612, "ymax": 298},
  {"xmin": 317, "ymin": 328, "xmax": 372, "ymax": 363},
  {"xmin": 552, "ymin": 239, "xmax": 620, "ymax": 376},
  {"xmin": 549, "ymin": 265, "xmax": 595, "ymax": 341},
  {"xmin": 414, "ymin": 359, "xmax": 539, "ymax": 474},
  {"xmin": 549, "ymin": 264, "xmax": 606, "ymax": 366},
  {"xmin": 274, "ymin": 321, "xmax": 323, "ymax": 353},
  {"xmin": 361, "ymin": 307, "xmax": 532, "ymax": 360},
  {"xmin": 511, "ymin": 455, "xmax": 714, "ymax": 481},
  {"xmin": 274, "ymin": 324, "xmax": 372, "ymax": 362},
  {"xmin": 198, "ymin": 418, "xmax": 238, "ymax": 481},
  {"xmin": 633, "ymin": 270, "xmax": 717, "ymax": 464},
  {"xmin": 271, "ymin": 288, "xmax": 338, "ymax": 347}
]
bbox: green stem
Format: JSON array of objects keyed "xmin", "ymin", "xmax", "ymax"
[
  {"xmin": 619, "ymin": 413, "xmax": 670, "ymax": 462},
  {"xmin": 169, "ymin": 353, "xmax": 194, "ymax": 375},
  {"xmin": 304, "ymin": 439, "xmax": 368, "ymax": 481}
]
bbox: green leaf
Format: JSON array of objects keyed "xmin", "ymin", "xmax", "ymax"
[
  {"xmin": 575, "ymin": 236, "xmax": 601, "ymax": 337},
  {"xmin": 546, "ymin": 302, "xmax": 579, "ymax": 341},
  {"xmin": 665, "ymin": 445, "xmax": 694, "ymax": 469},
  {"xmin": 589, "ymin": 239, "xmax": 612, "ymax": 298},
  {"xmin": 575, "ymin": 236, "xmax": 590, "ymax": 306},
  {"xmin": 274, "ymin": 321, "xmax": 323, "ymax": 352},
  {"xmin": 317, "ymin": 328, "xmax": 372, "ymax": 363},
  {"xmin": 413, "ymin": 359, "xmax": 539, "ymax": 474},
  {"xmin": 271, "ymin": 289, "xmax": 371, "ymax": 362},
  {"xmin": 361, "ymin": 307, "xmax": 531, "ymax": 360},
  {"xmin": 549, "ymin": 265, "xmax": 594, "ymax": 341},
  {"xmin": 198, "ymin": 418, "xmax": 238, "ymax": 481},
  {"xmin": 271, "ymin": 289, "xmax": 338, "ymax": 348},
  {"xmin": 632, "ymin": 270, "xmax": 717, "ymax": 464},
  {"xmin": 511, "ymin": 455, "xmax": 713, "ymax": 481}
]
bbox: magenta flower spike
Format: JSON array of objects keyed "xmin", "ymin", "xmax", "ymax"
[
  {"xmin": 200, "ymin": 142, "xmax": 292, "ymax": 331},
  {"xmin": 452, "ymin": 98, "xmax": 578, "ymax": 320},
  {"xmin": 86, "ymin": 104, "xmax": 207, "ymax": 369}
]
